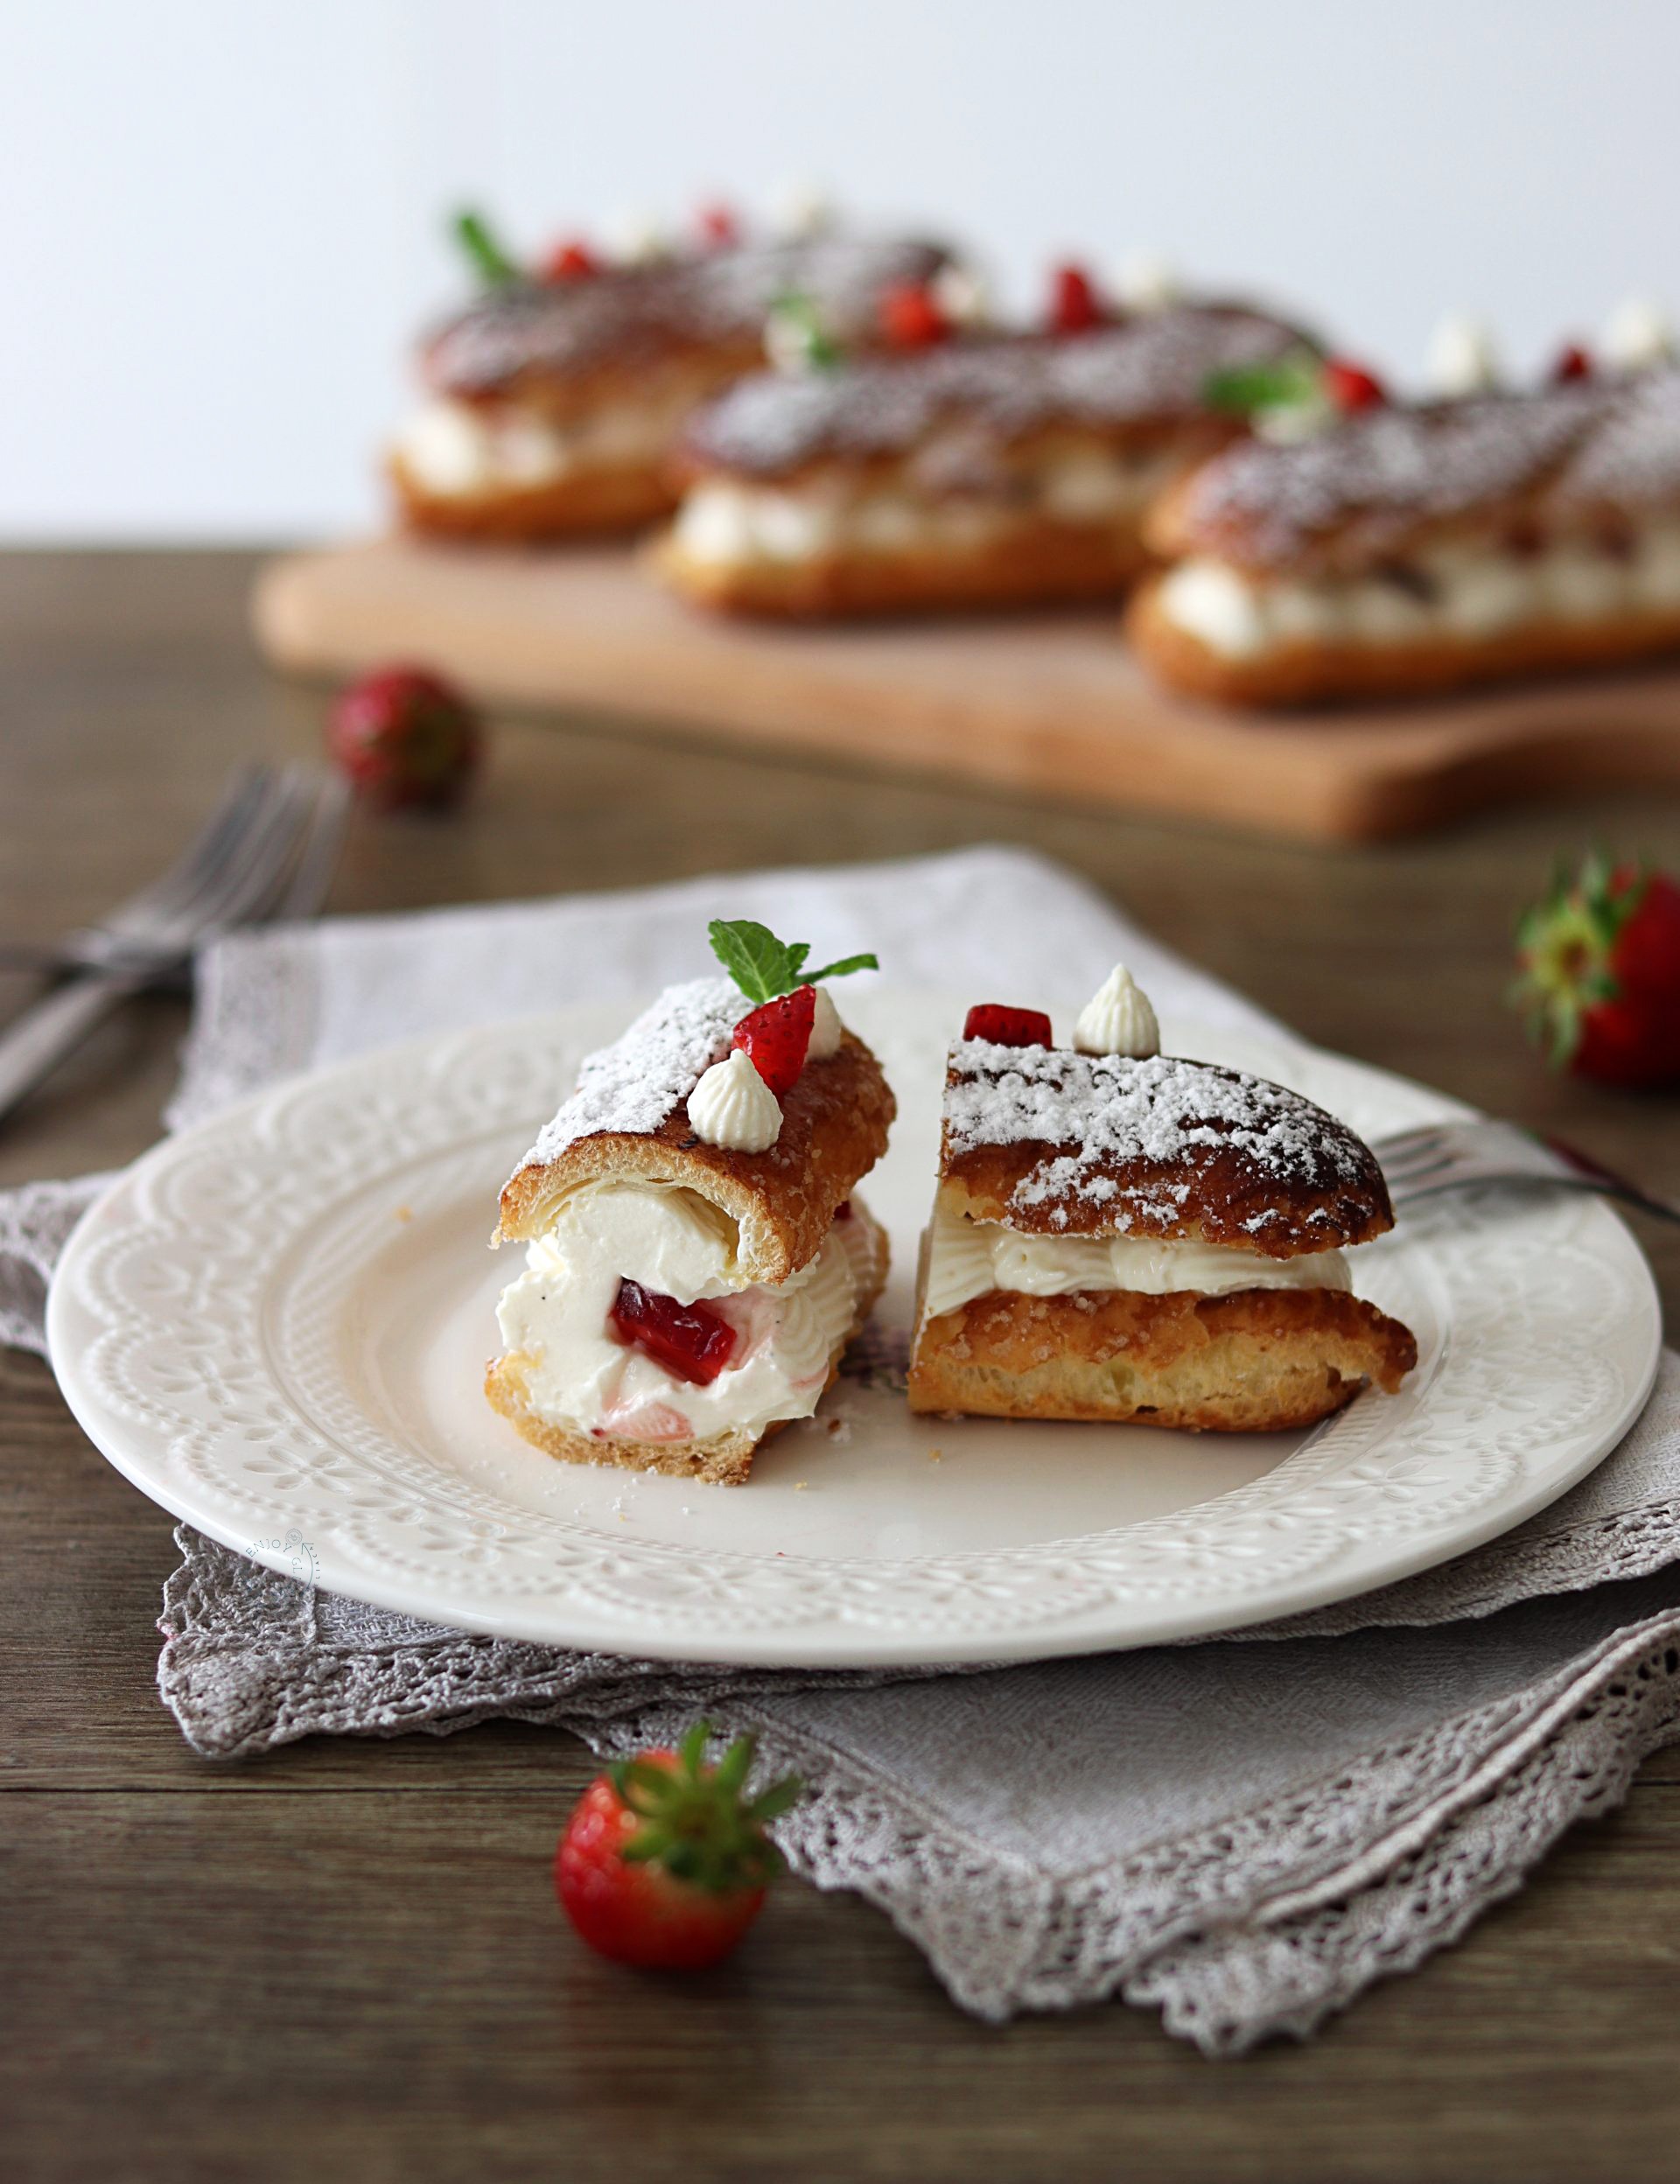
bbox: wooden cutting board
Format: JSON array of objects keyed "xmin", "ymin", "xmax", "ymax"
[{"xmin": 252, "ymin": 537, "xmax": 1680, "ymax": 842}]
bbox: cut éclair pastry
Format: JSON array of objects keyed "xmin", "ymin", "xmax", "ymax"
[
  {"xmin": 1126, "ymin": 362, "xmax": 1680, "ymax": 706},
  {"xmin": 655, "ymin": 294, "xmax": 1319, "ymax": 617},
  {"xmin": 487, "ymin": 928, "xmax": 893, "ymax": 1484},
  {"xmin": 390, "ymin": 219, "xmax": 953, "ymax": 541},
  {"xmin": 906, "ymin": 975, "xmax": 1416, "ymax": 1432}
]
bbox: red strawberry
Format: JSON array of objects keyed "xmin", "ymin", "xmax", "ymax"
[
  {"xmin": 1512, "ymin": 853, "xmax": 1680, "ymax": 1088},
  {"xmin": 556, "ymin": 1725, "xmax": 801, "ymax": 1970},
  {"xmin": 962, "ymin": 1003, "xmax": 1054, "ymax": 1047},
  {"xmin": 696, "ymin": 202, "xmax": 740, "ymax": 248},
  {"xmin": 610, "ymin": 1280, "xmax": 737, "ymax": 1384},
  {"xmin": 1050, "ymin": 262, "xmax": 1102, "ymax": 335},
  {"xmin": 732, "ymin": 984, "xmax": 816, "ymax": 1094},
  {"xmin": 1322, "ymin": 357, "xmax": 1387, "ymax": 412},
  {"xmin": 1552, "ymin": 342, "xmax": 1593, "ymax": 384},
  {"xmin": 543, "ymin": 237, "xmax": 598, "ymax": 281},
  {"xmin": 327, "ymin": 665, "xmax": 480, "ymax": 809},
  {"xmin": 878, "ymin": 282, "xmax": 948, "ymax": 349}
]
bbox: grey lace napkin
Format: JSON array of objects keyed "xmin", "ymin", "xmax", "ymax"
[{"xmin": 8, "ymin": 844, "xmax": 1680, "ymax": 2054}]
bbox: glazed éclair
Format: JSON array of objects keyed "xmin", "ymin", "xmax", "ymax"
[
  {"xmin": 656, "ymin": 292, "xmax": 1318, "ymax": 617},
  {"xmin": 1127, "ymin": 364, "xmax": 1680, "ymax": 706},
  {"xmin": 487, "ymin": 927, "xmax": 892, "ymax": 1484},
  {"xmin": 906, "ymin": 972, "xmax": 1416, "ymax": 1432},
  {"xmin": 391, "ymin": 215, "xmax": 952, "ymax": 541}
]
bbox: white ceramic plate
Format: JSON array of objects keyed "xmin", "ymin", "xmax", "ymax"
[{"xmin": 48, "ymin": 990, "xmax": 1662, "ymax": 1667}]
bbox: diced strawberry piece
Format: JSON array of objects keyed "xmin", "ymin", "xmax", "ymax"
[
  {"xmin": 878, "ymin": 283, "xmax": 948, "ymax": 348},
  {"xmin": 1551, "ymin": 342, "xmax": 1592, "ymax": 383},
  {"xmin": 1322, "ymin": 357, "xmax": 1387, "ymax": 412},
  {"xmin": 1050, "ymin": 262, "xmax": 1102, "ymax": 334},
  {"xmin": 609, "ymin": 1281, "xmax": 737, "ymax": 1385},
  {"xmin": 732, "ymin": 985, "xmax": 816, "ymax": 1095},
  {"xmin": 696, "ymin": 202, "xmax": 740, "ymax": 248},
  {"xmin": 542, "ymin": 237, "xmax": 598, "ymax": 281},
  {"xmin": 834, "ymin": 1199, "xmax": 852, "ymax": 1221},
  {"xmin": 962, "ymin": 1004, "xmax": 1054, "ymax": 1047}
]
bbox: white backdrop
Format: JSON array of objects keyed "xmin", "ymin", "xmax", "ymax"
[{"xmin": 5, "ymin": 0, "xmax": 1677, "ymax": 539}]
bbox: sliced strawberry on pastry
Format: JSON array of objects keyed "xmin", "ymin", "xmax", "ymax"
[{"xmin": 732, "ymin": 985, "xmax": 816, "ymax": 1094}]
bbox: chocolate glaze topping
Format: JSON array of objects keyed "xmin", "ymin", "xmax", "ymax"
[
  {"xmin": 424, "ymin": 236, "xmax": 951, "ymax": 396},
  {"xmin": 1172, "ymin": 369, "xmax": 1680, "ymax": 570},
  {"xmin": 680, "ymin": 305, "xmax": 1312, "ymax": 475}
]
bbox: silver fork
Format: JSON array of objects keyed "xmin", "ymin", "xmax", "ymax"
[
  {"xmin": 1376, "ymin": 1118, "xmax": 1680, "ymax": 1228},
  {"xmin": 0, "ymin": 766, "xmax": 346, "ymax": 1127},
  {"xmin": 0, "ymin": 766, "xmax": 278, "ymax": 978}
]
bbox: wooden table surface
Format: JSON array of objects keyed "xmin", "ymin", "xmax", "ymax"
[{"xmin": 5, "ymin": 550, "xmax": 1680, "ymax": 2184}]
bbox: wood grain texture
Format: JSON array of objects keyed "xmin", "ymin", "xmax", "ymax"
[
  {"xmin": 4, "ymin": 549, "xmax": 1680, "ymax": 2183},
  {"xmin": 252, "ymin": 536, "xmax": 1680, "ymax": 844}
]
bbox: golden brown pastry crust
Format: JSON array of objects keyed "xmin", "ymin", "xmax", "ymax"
[
  {"xmin": 1124, "ymin": 578, "xmax": 1680, "ymax": 709},
  {"xmin": 486, "ymin": 1216, "xmax": 886, "ymax": 1483},
  {"xmin": 495, "ymin": 1032, "xmax": 894, "ymax": 1289},
  {"xmin": 390, "ymin": 454, "xmax": 678, "ymax": 539},
  {"xmin": 907, "ymin": 1285, "xmax": 1417, "ymax": 1431},
  {"xmin": 935, "ymin": 1055, "xmax": 1396, "ymax": 1257},
  {"xmin": 653, "ymin": 517, "xmax": 1152, "ymax": 618}
]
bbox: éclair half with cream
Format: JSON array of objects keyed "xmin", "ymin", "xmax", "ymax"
[
  {"xmin": 488, "ymin": 957, "xmax": 893, "ymax": 1485},
  {"xmin": 906, "ymin": 972, "xmax": 1415, "ymax": 1432},
  {"xmin": 391, "ymin": 231, "xmax": 952, "ymax": 540},
  {"xmin": 655, "ymin": 302, "xmax": 1317, "ymax": 616},
  {"xmin": 1127, "ymin": 367, "xmax": 1680, "ymax": 705}
]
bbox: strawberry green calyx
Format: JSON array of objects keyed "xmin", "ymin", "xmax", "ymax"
[
  {"xmin": 708, "ymin": 918, "xmax": 878, "ymax": 1005},
  {"xmin": 452, "ymin": 207, "xmax": 522, "ymax": 287},
  {"xmin": 610, "ymin": 1722, "xmax": 802, "ymax": 1896},
  {"xmin": 1511, "ymin": 850, "xmax": 1650, "ymax": 1068}
]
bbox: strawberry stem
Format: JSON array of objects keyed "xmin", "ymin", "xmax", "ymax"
[{"xmin": 609, "ymin": 1724, "xmax": 802, "ymax": 1895}]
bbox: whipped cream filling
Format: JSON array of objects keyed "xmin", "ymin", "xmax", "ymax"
[
  {"xmin": 495, "ymin": 1181, "xmax": 882, "ymax": 1446},
  {"xmin": 672, "ymin": 449, "xmax": 1178, "ymax": 568},
  {"xmin": 396, "ymin": 396, "xmax": 677, "ymax": 498},
  {"xmin": 1155, "ymin": 518, "xmax": 1680, "ymax": 660},
  {"xmin": 920, "ymin": 1204, "xmax": 1351, "ymax": 1322}
]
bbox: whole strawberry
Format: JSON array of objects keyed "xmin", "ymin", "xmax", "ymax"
[
  {"xmin": 1513, "ymin": 852, "xmax": 1680, "ymax": 1088},
  {"xmin": 328, "ymin": 665, "xmax": 481, "ymax": 810},
  {"xmin": 556, "ymin": 1723, "xmax": 801, "ymax": 1970}
]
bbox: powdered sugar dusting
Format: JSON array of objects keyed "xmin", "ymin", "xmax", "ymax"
[
  {"xmin": 945, "ymin": 1041, "xmax": 1367, "ymax": 1225},
  {"xmin": 424, "ymin": 236, "xmax": 948, "ymax": 395},
  {"xmin": 511, "ymin": 978, "xmax": 741, "ymax": 1179},
  {"xmin": 683, "ymin": 306, "xmax": 1306, "ymax": 475},
  {"xmin": 1180, "ymin": 372, "xmax": 1680, "ymax": 566},
  {"xmin": 1551, "ymin": 368, "xmax": 1680, "ymax": 510}
]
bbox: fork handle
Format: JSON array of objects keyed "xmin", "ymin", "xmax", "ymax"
[
  {"xmin": 0, "ymin": 972, "xmax": 144, "ymax": 1127},
  {"xmin": 1396, "ymin": 1172, "xmax": 1680, "ymax": 1228},
  {"xmin": 1600, "ymin": 1180, "xmax": 1680, "ymax": 1228}
]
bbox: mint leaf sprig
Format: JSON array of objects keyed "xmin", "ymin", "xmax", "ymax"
[
  {"xmin": 452, "ymin": 206, "xmax": 522, "ymax": 287},
  {"xmin": 1202, "ymin": 351, "xmax": 1323, "ymax": 417},
  {"xmin": 765, "ymin": 290, "xmax": 844, "ymax": 373},
  {"xmin": 708, "ymin": 919, "xmax": 878, "ymax": 1005}
]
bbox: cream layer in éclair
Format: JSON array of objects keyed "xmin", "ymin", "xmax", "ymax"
[
  {"xmin": 920, "ymin": 1200, "xmax": 1349, "ymax": 1321},
  {"xmin": 498, "ymin": 1183, "xmax": 884, "ymax": 1446}
]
